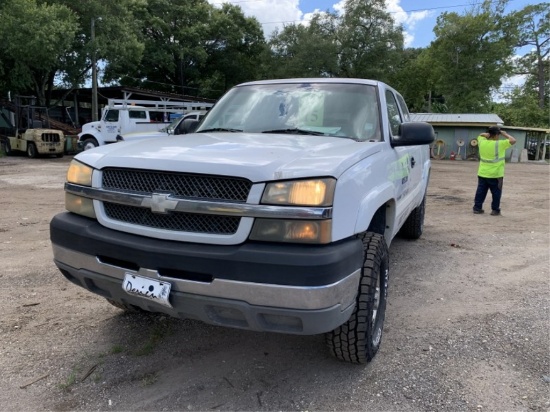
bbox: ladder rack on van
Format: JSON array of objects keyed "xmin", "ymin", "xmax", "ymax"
[{"xmin": 107, "ymin": 99, "xmax": 214, "ymax": 113}]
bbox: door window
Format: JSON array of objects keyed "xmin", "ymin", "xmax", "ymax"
[
  {"xmin": 385, "ymin": 90, "xmax": 402, "ymax": 136},
  {"xmin": 104, "ymin": 110, "xmax": 119, "ymax": 122}
]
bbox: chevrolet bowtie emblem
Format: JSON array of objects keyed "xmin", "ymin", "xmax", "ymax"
[{"xmin": 141, "ymin": 193, "xmax": 178, "ymax": 214}]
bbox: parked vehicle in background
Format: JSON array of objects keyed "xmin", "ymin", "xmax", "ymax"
[
  {"xmin": 0, "ymin": 96, "xmax": 65, "ymax": 158},
  {"xmin": 77, "ymin": 99, "xmax": 214, "ymax": 150},
  {"xmin": 50, "ymin": 78, "xmax": 435, "ymax": 364},
  {"xmin": 118, "ymin": 111, "xmax": 208, "ymax": 143}
]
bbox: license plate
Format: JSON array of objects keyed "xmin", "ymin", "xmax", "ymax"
[{"xmin": 122, "ymin": 273, "xmax": 172, "ymax": 307}]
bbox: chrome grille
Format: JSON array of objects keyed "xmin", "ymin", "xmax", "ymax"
[
  {"xmin": 41, "ymin": 133, "xmax": 61, "ymax": 142},
  {"xmin": 104, "ymin": 202, "xmax": 240, "ymax": 234},
  {"xmin": 102, "ymin": 168, "xmax": 251, "ymax": 202}
]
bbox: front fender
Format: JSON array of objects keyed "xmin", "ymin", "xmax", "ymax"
[
  {"xmin": 78, "ymin": 130, "xmax": 100, "ymax": 142},
  {"xmin": 354, "ymin": 182, "xmax": 396, "ymax": 236}
]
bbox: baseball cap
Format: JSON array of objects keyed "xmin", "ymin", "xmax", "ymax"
[{"xmin": 487, "ymin": 126, "xmax": 501, "ymax": 134}]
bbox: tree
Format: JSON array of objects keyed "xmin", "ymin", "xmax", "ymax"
[
  {"xmin": 54, "ymin": 0, "xmax": 145, "ymax": 91},
  {"xmin": 338, "ymin": 0, "xmax": 404, "ymax": 82},
  {"xmin": 510, "ymin": 3, "xmax": 550, "ymax": 110},
  {"xmin": 428, "ymin": 0, "xmax": 518, "ymax": 113},
  {"xmin": 0, "ymin": 0, "xmax": 78, "ymax": 103},
  {"xmin": 0, "ymin": 0, "xmax": 145, "ymax": 106},
  {"xmin": 200, "ymin": 3, "xmax": 267, "ymax": 97},
  {"xmin": 495, "ymin": 68, "xmax": 549, "ymax": 128},
  {"xmin": 389, "ymin": 48, "xmax": 433, "ymax": 112},
  {"xmin": 121, "ymin": 0, "xmax": 265, "ymax": 99},
  {"xmin": 267, "ymin": 12, "xmax": 340, "ymax": 79}
]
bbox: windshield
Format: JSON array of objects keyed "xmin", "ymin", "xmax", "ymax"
[{"xmin": 196, "ymin": 82, "xmax": 381, "ymax": 141}]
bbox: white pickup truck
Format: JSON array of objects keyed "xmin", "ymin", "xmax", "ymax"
[{"xmin": 50, "ymin": 78, "xmax": 434, "ymax": 364}]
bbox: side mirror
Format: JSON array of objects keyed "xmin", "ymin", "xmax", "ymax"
[
  {"xmin": 391, "ymin": 122, "xmax": 435, "ymax": 147},
  {"xmin": 178, "ymin": 119, "xmax": 200, "ymax": 135}
]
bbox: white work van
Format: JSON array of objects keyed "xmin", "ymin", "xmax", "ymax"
[{"xmin": 77, "ymin": 100, "xmax": 213, "ymax": 150}]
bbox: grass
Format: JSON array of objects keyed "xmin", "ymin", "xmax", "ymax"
[
  {"xmin": 110, "ymin": 344, "xmax": 125, "ymax": 354},
  {"xmin": 140, "ymin": 372, "xmax": 158, "ymax": 387},
  {"xmin": 134, "ymin": 320, "xmax": 174, "ymax": 356},
  {"xmin": 56, "ymin": 320, "xmax": 173, "ymax": 391},
  {"xmin": 58, "ymin": 369, "xmax": 78, "ymax": 391}
]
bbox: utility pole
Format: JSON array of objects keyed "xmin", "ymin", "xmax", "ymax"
[{"xmin": 91, "ymin": 17, "xmax": 98, "ymax": 121}]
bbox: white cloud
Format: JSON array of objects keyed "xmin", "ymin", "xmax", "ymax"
[
  {"xmin": 207, "ymin": 0, "xmax": 433, "ymax": 45},
  {"xmin": 208, "ymin": 0, "xmax": 303, "ymax": 38}
]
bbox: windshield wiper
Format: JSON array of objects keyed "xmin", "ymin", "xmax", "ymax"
[
  {"xmin": 261, "ymin": 128, "xmax": 327, "ymax": 136},
  {"xmin": 197, "ymin": 127, "xmax": 243, "ymax": 133}
]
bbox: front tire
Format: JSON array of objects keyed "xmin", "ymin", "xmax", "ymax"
[
  {"xmin": 326, "ymin": 232, "xmax": 389, "ymax": 364},
  {"xmin": 82, "ymin": 138, "xmax": 98, "ymax": 151},
  {"xmin": 27, "ymin": 143, "xmax": 37, "ymax": 158},
  {"xmin": 2, "ymin": 140, "xmax": 12, "ymax": 156}
]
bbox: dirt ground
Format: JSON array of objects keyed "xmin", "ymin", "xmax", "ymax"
[{"xmin": 0, "ymin": 154, "xmax": 548, "ymax": 412}]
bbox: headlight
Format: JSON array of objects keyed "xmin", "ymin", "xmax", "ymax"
[
  {"xmin": 65, "ymin": 193, "xmax": 96, "ymax": 219},
  {"xmin": 66, "ymin": 160, "xmax": 95, "ymax": 218},
  {"xmin": 261, "ymin": 178, "xmax": 336, "ymax": 206},
  {"xmin": 67, "ymin": 160, "xmax": 93, "ymax": 186},
  {"xmin": 250, "ymin": 219, "xmax": 331, "ymax": 244},
  {"xmin": 253, "ymin": 178, "xmax": 335, "ymax": 243}
]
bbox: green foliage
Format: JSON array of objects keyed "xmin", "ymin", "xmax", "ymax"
[
  {"xmin": 0, "ymin": 0, "xmax": 545, "ymax": 129},
  {"xmin": 0, "ymin": 0, "xmax": 78, "ymax": 100},
  {"xmin": 338, "ymin": 0, "xmax": 404, "ymax": 81},
  {"xmin": 267, "ymin": 13, "xmax": 340, "ymax": 79},
  {"xmin": 509, "ymin": 3, "xmax": 549, "ymax": 110},
  {"xmin": 389, "ymin": 48, "xmax": 433, "ymax": 112},
  {"xmin": 495, "ymin": 75, "xmax": 549, "ymax": 128},
  {"xmin": 120, "ymin": 0, "xmax": 266, "ymax": 99},
  {"xmin": 54, "ymin": 0, "xmax": 145, "ymax": 88},
  {"xmin": 428, "ymin": 0, "xmax": 518, "ymax": 113},
  {"xmin": 200, "ymin": 3, "xmax": 268, "ymax": 97}
]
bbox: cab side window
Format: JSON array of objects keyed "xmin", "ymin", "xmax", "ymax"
[
  {"xmin": 385, "ymin": 90, "xmax": 402, "ymax": 136},
  {"xmin": 129, "ymin": 110, "xmax": 147, "ymax": 120}
]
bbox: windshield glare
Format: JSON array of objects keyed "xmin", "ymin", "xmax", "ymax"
[{"xmin": 197, "ymin": 83, "xmax": 381, "ymax": 141}]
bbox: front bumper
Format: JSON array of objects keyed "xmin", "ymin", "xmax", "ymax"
[{"xmin": 50, "ymin": 212, "xmax": 363, "ymax": 334}]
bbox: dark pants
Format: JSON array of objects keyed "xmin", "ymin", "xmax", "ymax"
[{"xmin": 474, "ymin": 176, "xmax": 503, "ymax": 212}]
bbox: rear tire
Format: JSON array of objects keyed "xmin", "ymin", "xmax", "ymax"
[
  {"xmin": 399, "ymin": 196, "xmax": 426, "ymax": 239},
  {"xmin": 27, "ymin": 143, "xmax": 37, "ymax": 158},
  {"xmin": 325, "ymin": 232, "xmax": 389, "ymax": 364}
]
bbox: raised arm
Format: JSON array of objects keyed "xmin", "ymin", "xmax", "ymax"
[{"xmin": 501, "ymin": 130, "xmax": 516, "ymax": 145}]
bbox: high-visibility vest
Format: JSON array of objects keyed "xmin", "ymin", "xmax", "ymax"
[{"xmin": 477, "ymin": 136, "xmax": 512, "ymax": 178}]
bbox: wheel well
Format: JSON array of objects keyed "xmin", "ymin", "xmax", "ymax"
[
  {"xmin": 80, "ymin": 134, "xmax": 97, "ymax": 142},
  {"xmin": 367, "ymin": 201, "xmax": 396, "ymax": 242}
]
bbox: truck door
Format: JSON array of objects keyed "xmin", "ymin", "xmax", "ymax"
[
  {"xmin": 102, "ymin": 109, "xmax": 120, "ymax": 143},
  {"xmin": 385, "ymin": 89, "xmax": 424, "ymax": 225}
]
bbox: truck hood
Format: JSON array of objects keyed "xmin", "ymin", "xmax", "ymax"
[
  {"xmin": 120, "ymin": 130, "xmax": 169, "ymax": 142},
  {"xmin": 76, "ymin": 132, "xmax": 383, "ymax": 181},
  {"xmin": 79, "ymin": 121, "xmax": 100, "ymax": 134}
]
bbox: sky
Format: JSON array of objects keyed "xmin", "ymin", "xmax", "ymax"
[{"xmin": 208, "ymin": 0, "xmax": 545, "ymax": 49}]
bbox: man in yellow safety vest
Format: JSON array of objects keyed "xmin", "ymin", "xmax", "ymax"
[{"xmin": 473, "ymin": 126, "xmax": 516, "ymax": 216}]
